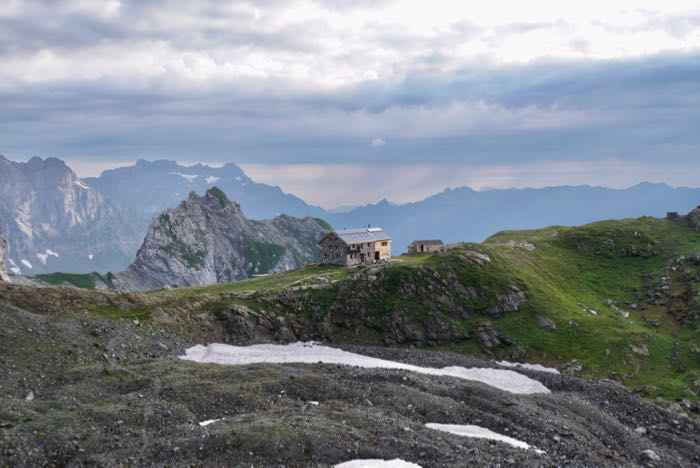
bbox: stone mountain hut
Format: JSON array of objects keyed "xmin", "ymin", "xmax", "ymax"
[
  {"xmin": 319, "ymin": 227, "xmax": 392, "ymax": 266},
  {"xmin": 407, "ymin": 239, "xmax": 444, "ymax": 254}
]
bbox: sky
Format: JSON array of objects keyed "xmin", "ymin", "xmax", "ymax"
[{"xmin": 1, "ymin": 0, "xmax": 700, "ymax": 208}]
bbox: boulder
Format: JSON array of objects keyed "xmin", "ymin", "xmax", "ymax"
[{"xmin": 535, "ymin": 315, "xmax": 556, "ymax": 332}]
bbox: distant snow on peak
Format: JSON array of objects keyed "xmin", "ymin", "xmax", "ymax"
[
  {"xmin": 20, "ymin": 259, "xmax": 33, "ymax": 269},
  {"xmin": 169, "ymin": 172, "xmax": 199, "ymax": 183},
  {"xmin": 74, "ymin": 178, "xmax": 90, "ymax": 190},
  {"xmin": 36, "ymin": 249, "xmax": 59, "ymax": 265},
  {"xmin": 205, "ymin": 176, "xmax": 220, "ymax": 184}
]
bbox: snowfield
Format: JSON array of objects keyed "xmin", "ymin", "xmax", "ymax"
[
  {"xmin": 180, "ymin": 342, "xmax": 550, "ymax": 395},
  {"xmin": 334, "ymin": 459, "xmax": 421, "ymax": 468},
  {"xmin": 426, "ymin": 423, "xmax": 545, "ymax": 453}
]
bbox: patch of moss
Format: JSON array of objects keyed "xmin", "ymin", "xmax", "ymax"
[
  {"xmin": 207, "ymin": 187, "xmax": 230, "ymax": 208},
  {"xmin": 161, "ymin": 241, "xmax": 207, "ymax": 269}
]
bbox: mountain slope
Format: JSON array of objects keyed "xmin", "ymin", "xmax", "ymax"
[
  {"xmin": 0, "ymin": 156, "xmax": 139, "ymax": 274},
  {"xmin": 112, "ymin": 188, "xmax": 329, "ymax": 291}
]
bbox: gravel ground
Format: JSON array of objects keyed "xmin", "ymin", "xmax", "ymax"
[{"xmin": 1, "ymin": 301, "xmax": 699, "ymax": 467}]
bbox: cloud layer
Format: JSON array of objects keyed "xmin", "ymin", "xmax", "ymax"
[{"xmin": 1, "ymin": 0, "xmax": 699, "ymax": 204}]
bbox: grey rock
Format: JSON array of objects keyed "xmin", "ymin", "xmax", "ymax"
[
  {"xmin": 112, "ymin": 189, "xmax": 330, "ymax": 291},
  {"xmin": 487, "ymin": 290, "xmax": 527, "ymax": 317},
  {"xmin": 692, "ymin": 379, "xmax": 700, "ymax": 395},
  {"xmin": 535, "ymin": 314, "xmax": 556, "ymax": 331},
  {"xmin": 641, "ymin": 449, "xmax": 660, "ymax": 464},
  {"xmin": 630, "ymin": 344, "xmax": 650, "ymax": 357}
]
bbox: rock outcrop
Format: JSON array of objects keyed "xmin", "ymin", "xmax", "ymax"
[
  {"xmin": 0, "ymin": 156, "xmax": 139, "ymax": 274},
  {"xmin": 112, "ymin": 188, "xmax": 330, "ymax": 291}
]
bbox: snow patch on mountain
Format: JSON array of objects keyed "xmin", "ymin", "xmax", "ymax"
[
  {"xmin": 426, "ymin": 423, "xmax": 545, "ymax": 454},
  {"xmin": 170, "ymin": 172, "xmax": 199, "ymax": 183},
  {"xmin": 21, "ymin": 259, "xmax": 33, "ymax": 269},
  {"xmin": 36, "ymin": 249, "xmax": 59, "ymax": 265}
]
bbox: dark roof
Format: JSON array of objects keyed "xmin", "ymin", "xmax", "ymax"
[
  {"xmin": 410, "ymin": 240, "xmax": 444, "ymax": 245},
  {"xmin": 321, "ymin": 227, "xmax": 391, "ymax": 244}
]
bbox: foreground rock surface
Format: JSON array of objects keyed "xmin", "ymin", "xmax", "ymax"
[{"xmin": 0, "ymin": 301, "xmax": 698, "ymax": 467}]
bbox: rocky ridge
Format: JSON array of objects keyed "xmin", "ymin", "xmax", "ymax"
[{"xmin": 112, "ymin": 188, "xmax": 329, "ymax": 291}]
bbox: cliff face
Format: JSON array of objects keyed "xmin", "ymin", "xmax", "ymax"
[
  {"xmin": 0, "ymin": 156, "xmax": 139, "ymax": 274},
  {"xmin": 113, "ymin": 188, "xmax": 330, "ymax": 291},
  {"xmin": 0, "ymin": 223, "xmax": 8, "ymax": 281}
]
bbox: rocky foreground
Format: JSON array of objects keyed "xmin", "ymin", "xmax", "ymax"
[{"xmin": 1, "ymin": 299, "xmax": 698, "ymax": 467}]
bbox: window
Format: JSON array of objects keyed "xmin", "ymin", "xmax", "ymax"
[{"xmin": 381, "ymin": 241, "xmax": 388, "ymax": 246}]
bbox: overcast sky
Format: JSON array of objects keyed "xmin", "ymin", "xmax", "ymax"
[{"xmin": 2, "ymin": 0, "xmax": 700, "ymax": 207}]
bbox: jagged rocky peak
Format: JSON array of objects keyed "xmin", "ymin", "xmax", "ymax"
[{"xmin": 112, "ymin": 188, "xmax": 331, "ymax": 292}]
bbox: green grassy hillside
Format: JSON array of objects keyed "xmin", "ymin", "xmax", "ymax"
[{"xmin": 149, "ymin": 214, "xmax": 700, "ymax": 400}]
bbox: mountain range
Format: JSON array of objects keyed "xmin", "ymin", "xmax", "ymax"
[{"xmin": 2, "ymin": 155, "xmax": 700, "ymax": 276}]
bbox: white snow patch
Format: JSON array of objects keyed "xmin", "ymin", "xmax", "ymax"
[
  {"xmin": 88, "ymin": 254, "xmax": 94, "ymax": 260},
  {"xmin": 170, "ymin": 172, "xmax": 199, "ymax": 183},
  {"xmin": 15, "ymin": 217, "xmax": 33, "ymax": 238},
  {"xmin": 199, "ymin": 418, "xmax": 224, "ymax": 427},
  {"xmin": 21, "ymin": 259, "xmax": 33, "ymax": 269},
  {"xmin": 307, "ymin": 401, "xmax": 320, "ymax": 406},
  {"xmin": 205, "ymin": 176, "xmax": 220, "ymax": 184},
  {"xmin": 426, "ymin": 423, "xmax": 545, "ymax": 454},
  {"xmin": 180, "ymin": 342, "xmax": 550, "ymax": 395},
  {"xmin": 75, "ymin": 178, "xmax": 90, "ymax": 190},
  {"xmin": 36, "ymin": 249, "xmax": 59, "ymax": 265},
  {"xmin": 335, "ymin": 459, "xmax": 421, "ymax": 468},
  {"xmin": 497, "ymin": 361, "xmax": 559, "ymax": 375},
  {"xmin": 235, "ymin": 176, "xmax": 242, "ymax": 181}
]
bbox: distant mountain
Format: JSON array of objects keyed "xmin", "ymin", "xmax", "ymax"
[
  {"xmin": 86, "ymin": 159, "xmax": 325, "ymax": 226},
  {"xmin": 326, "ymin": 183, "xmax": 700, "ymax": 252},
  {"xmin": 112, "ymin": 188, "xmax": 329, "ymax": 291},
  {"xmin": 0, "ymin": 156, "xmax": 139, "ymax": 275}
]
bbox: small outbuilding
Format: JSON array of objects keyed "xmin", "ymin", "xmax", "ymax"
[
  {"xmin": 407, "ymin": 239, "xmax": 444, "ymax": 254},
  {"xmin": 319, "ymin": 227, "xmax": 392, "ymax": 266}
]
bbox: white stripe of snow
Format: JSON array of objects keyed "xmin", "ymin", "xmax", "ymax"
[
  {"xmin": 497, "ymin": 361, "xmax": 559, "ymax": 374},
  {"xmin": 21, "ymin": 259, "xmax": 32, "ymax": 269},
  {"xmin": 180, "ymin": 342, "xmax": 550, "ymax": 395},
  {"xmin": 335, "ymin": 459, "xmax": 421, "ymax": 468},
  {"xmin": 75, "ymin": 179, "xmax": 90, "ymax": 190},
  {"xmin": 170, "ymin": 172, "xmax": 199, "ymax": 183},
  {"xmin": 426, "ymin": 423, "xmax": 545, "ymax": 454},
  {"xmin": 206, "ymin": 176, "xmax": 220, "ymax": 184},
  {"xmin": 199, "ymin": 419, "xmax": 224, "ymax": 427}
]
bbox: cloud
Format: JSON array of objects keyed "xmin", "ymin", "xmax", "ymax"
[{"xmin": 0, "ymin": 0, "xmax": 699, "ymax": 204}]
